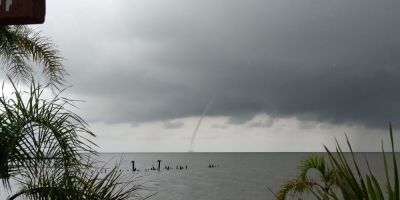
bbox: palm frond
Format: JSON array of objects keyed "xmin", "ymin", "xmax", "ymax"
[
  {"xmin": 275, "ymin": 178, "xmax": 317, "ymax": 200},
  {"xmin": 276, "ymin": 124, "xmax": 400, "ymax": 200},
  {"xmin": 0, "ymin": 25, "xmax": 65, "ymax": 88},
  {"xmin": 0, "ymin": 78, "xmax": 94, "ymax": 186},
  {"xmin": 8, "ymin": 162, "xmax": 142, "ymax": 200},
  {"xmin": 1, "ymin": 79, "xmax": 143, "ymax": 199}
]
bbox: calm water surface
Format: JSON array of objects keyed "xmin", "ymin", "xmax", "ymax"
[
  {"xmin": 97, "ymin": 152, "xmax": 388, "ymax": 200},
  {"xmin": 0, "ymin": 153, "xmax": 389, "ymax": 200}
]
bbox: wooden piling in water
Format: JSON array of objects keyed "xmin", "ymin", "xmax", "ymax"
[
  {"xmin": 157, "ymin": 160, "xmax": 161, "ymax": 171},
  {"xmin": 131, "ymin": 161, "xmax": 136, "ymax": 171}
]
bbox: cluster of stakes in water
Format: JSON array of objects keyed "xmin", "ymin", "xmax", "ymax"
[
  {"xmin": 92, "ymin": 160, "xmax": 221, "ymax": 174},
  {"xmin": 208, "ymin": 164, "xmax": 219, "ymax": 168},
  {"xmin": 144, "ymin": 164, "xmax": 188, "ymax": 172}
]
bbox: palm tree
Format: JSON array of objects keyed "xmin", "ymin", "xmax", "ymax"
[
  {"xmin": 0, "ymin": 25, "xmax": 65, "ymax": 87},
  {"xmin": 0, "ymin": 25, "xmax": 141, "ymax": 199},
  {"xmin": 274, "ymin": 155, "xmax": 338, "ymax": 200},
  {"xmin": 275, "ymin": 124, "xmax": 400, "ymax": 200},
  {"xmin": 0, "ymin": 80, "xmax": 141, "ymax": 199}
]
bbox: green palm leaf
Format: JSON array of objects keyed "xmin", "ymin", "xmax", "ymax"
[{"xmin": 0, "ymin": 25, "xmax": 65, "ymax": 88}]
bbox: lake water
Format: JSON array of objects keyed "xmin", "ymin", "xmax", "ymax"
[
  {"xmin": 97, "ymin": 152, "xmax": 388, "ymax": 200},
  {"xmin": 0, "ymin": 152, "xmax": 391, "ymax": 200}
]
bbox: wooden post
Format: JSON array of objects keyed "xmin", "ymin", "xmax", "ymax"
[
  {"xmin": 131, "ymin": 161, "xmax": 136, "ymax": 171},
  {"xmin": 157, "ymin": 160, "xmax": 161, "ymax": 171}
]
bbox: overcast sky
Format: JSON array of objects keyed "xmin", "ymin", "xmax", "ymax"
[{"xmin": 30, "ymin": 0, "xmax": 400, "ymax": 152}]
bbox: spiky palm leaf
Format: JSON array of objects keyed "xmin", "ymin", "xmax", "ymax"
[
  {"xmin": 0, "ymin": 78, "xmax": 95, "ymax": 186},
  {"xmin": 0, "ymin": 25, "xmax": 65, "ymax": 88},
  {"xmin": 276, "ymin": 124, "xmax": 400, "ymax": 200},
  {"xmin": 324, "ymin": 124, "xmax": 398, "ymax": 200},
  {"xmin": 8, "ymin": 163, "xmax": 142, "ymax": 200},
  {"xmin": 0, "ymin": 80, "xmax": 143, "ymax": 199}
]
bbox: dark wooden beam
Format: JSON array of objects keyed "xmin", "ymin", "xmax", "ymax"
[{"xmin": 0, "ymin": 0, "xmax": 45, "ymax": 25}]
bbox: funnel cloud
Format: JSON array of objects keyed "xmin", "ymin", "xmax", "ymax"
[{"xmin": 35, "ymin": 0, "xmax": 400, "ymax": 151}]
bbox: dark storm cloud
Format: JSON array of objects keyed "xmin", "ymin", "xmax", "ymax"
[{"xmin": 47, "ymin": 0, "xmax": 400, "ymax": 128}]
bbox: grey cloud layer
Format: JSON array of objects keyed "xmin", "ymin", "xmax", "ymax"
[{"xmin": 45, "ymin": 0, "xmax": 400, "ymax": 128}]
